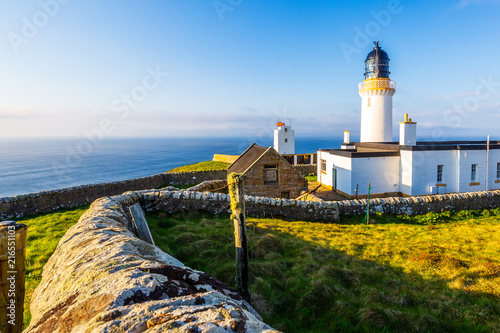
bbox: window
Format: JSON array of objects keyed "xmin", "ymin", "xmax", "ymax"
[
  {"xmin": 281, "ymin": 192, "xmax": 290, "ymax": 199},
  {"xmin": 321, "ymin": 159, "xmax": 327, "ymax": 173},
  {"xmin": 437, "ymin": 165, "xmax": 443, "ymax": 183},
  {"xmin": 471, "ymin": 164, "xmax": 477, "ymax": 182},
  {"xmin": 497, "ymin": 163, "xmax": 500, "ymax": 179},
  {"xmin": 285, "ymin": 128, "xmax": 288, "ymax": 132},
  {"xmin": 285, "ymin": 138, "xmax": 288, "ymax": 143},
  {"xmin": 264, "ymin": 165, "xmax": 278, "ymax": 184},
  {"xmin": 367, "ymin": 97, "xmax": 371, "ymax": 107}
]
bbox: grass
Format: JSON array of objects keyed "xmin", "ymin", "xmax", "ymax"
[
  {"xmin": 305, "ymin": 174, "xmax": 317, "ymax": 182},
  {"xmin": 167, "ymin": 161, "xmax": 230, "ymax": 173},
  {"xmin": 17, "ymin": 206, "xmax": 88, "ymax": 329},
  {"xmin": 147, "ymin": 209, "xmax": 500, "ymax": 332}
]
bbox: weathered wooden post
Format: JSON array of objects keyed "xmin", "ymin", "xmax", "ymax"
[
  {"xmin": 227, "ymin": 173, "xmax": 250, "ymax": 301},
  {"xmin": 0, "ymin": 221, "xmax": 27, "ymax": 333}
]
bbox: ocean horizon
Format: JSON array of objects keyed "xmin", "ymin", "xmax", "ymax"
[
  {"xmin": 1, "ymin": 135, "xmax": 492, "ymax": 198},
  {"xmin": 0, "ymin": 136, "xmax": 344, "ymax": 198}
]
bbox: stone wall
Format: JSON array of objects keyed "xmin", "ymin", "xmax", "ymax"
[
  {"xmin": 292, "ymin": 165, "xmax": 317, "ymax": 177},
  {"xmin": 26, "ymin": 191, "xmax": 278, "ymax": 333},
  {"xmin": 145, "ymin": 188, "xmax": 340, "ymax": 221},
  {"xmin": 337, "ymin": 190, "xmax": 500, "ymax": 216},
  {"xmin": 187, "ymin": 180, "xmax": 228, "ymax": 193},
  {"xmin": 0, "ymin": 170, "xmax": 226, "ymax": 220}
]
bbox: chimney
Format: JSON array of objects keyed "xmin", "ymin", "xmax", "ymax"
[{"xmin": 399, "ymin": 114, "xmax": 417, "ymax": 146}]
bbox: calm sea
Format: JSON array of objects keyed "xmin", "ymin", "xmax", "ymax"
[{"xmin": 0, "ymin": 137, "xmax": 343, "ymax": 198}]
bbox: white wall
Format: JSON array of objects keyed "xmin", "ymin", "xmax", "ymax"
[
  {"xmin": 488, "ymin": 150, "xmax": 500, "ymax": 191},
  {"xmin": 409, "ymin": 150, "xmax": 457, "ymax": 195},
  {"xmin": 407, "ymin": 149, "xmax": 500, "ymax": 195},
  {"xmin": 317, "ymin": 151, "xmax": 352, "ymax": 194},
  {"xmin": 319, "ymin": 148, "xmax": 500, "ymax": 197},
  {"xmin": 400, "ymin": 150, "xmax": 413, "ymax": 195},
  {"xmin": 351, "ymin": 156, "xmax": 400, "ymax": 195}
]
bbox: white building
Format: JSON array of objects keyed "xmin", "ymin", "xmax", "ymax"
[
  {"xmin": 318, "ymin": 42, "xmax": 500, "ymax": 198},
  {"xmin": 274, "ymin": 122, "xmax": 295, "ymax": 155}
]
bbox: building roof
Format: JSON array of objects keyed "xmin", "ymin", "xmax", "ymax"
[{"xmin": 227, "ymin": 143, "xmax": 268, "ymax": 174}]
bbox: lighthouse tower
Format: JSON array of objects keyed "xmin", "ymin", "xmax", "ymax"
[
  {"xmin": 274, "ymin": 122, "xmax": 295, "ymax": 154},
  {"xmin": 359, "ymin": 42, "xmax": 396, "ymax": 142}
]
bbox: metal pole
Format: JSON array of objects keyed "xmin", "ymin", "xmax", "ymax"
[
  {"xmin": 486, "ymin": 135, "xmax": 490, "ymax": 191},
  {"xmin": 363, "ymin": 182, "xmax": 371, "ymax": 225},
  {"xmin": 227, "ymin": 173, "xmax": 249, "ymax": 301}
]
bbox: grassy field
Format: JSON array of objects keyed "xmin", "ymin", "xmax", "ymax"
[
  {"xmin": 17, "ymin": 206, "xmax": 88, "ymax": 328},
  {"xmin": 147, "ymin": 209, "xmax": 500, "ymax": 332},
  {"xmin": 167, "ymin": 161, "xmax": 230, "ymax": 173},
  {"xmin": 15, "ymin": 203, "xmax": 500, "ymax": 332}
]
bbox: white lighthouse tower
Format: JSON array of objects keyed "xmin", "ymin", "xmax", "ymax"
[
  {"xmin": 274, "ymin": 122, "xmax": 295, "ymax": 154},
  {"xmin": 359, "ymin": 42, "xmax": 396, "ymax": 142}
]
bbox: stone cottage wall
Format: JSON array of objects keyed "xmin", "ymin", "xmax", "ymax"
[
  {"xmin": 242, "ymin": 151, "xmax": 308, "ymax": 199},
  {"xmin": 25, "ymin": 191, "xmax": 278, "ymax": 332}
]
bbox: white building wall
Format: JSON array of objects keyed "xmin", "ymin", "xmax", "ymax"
[
  {"xmin": 409, "ymin": 150, "xmax": 457, "ymax": 195},
  {"xmin": 351, "ymin": 156, "xmax": 400, "ymax": 195},
  {"xmin": 488, "ymin": 150, "xmax": 500, "ymax": 190},
  {"xmin": 457, "ymin": 149, "xmax": 500, "ymax": 192},
  {"xmin": 399, "ymin": 150, "xmax": 413, "ymax": 195},
  {"xmin": 317, "ymin": 151, "xmax": 352, "ymax": 194},
  {"xmin": 319, "ymin": 148, "xmax": 500, "ymax": 197},
  {"xmin": 274, "ymin": 126, "xmax": 295, "ymax": 154}
]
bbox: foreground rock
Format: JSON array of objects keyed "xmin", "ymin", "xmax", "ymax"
[{"xmin": 26, "ymin": 191, "xmax": 279, "ymax": 333}]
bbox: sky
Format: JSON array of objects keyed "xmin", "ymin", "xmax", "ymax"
[{"xmin": 0, "ymin": 0, "xmax": 499, "ymax": 141}]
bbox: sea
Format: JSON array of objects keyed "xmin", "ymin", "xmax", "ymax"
[{"xmin": 0, "ymin": 137, "xmax": 343, "ymax": 198}]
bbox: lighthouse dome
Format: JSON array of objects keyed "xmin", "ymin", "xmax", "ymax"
[{"xmin": 364, "ymin": 41, "xmax": 390, "ymax": 80}]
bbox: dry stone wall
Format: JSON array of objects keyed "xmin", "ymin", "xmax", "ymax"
[
  {"xmin": 337, "ymin": 190, "xmax": 500, "ymax": 216},
  {"xmin": 26, "ymin": 191, "xmax": 278, "ymax": 333},
  {"xmin": 292, "ymin": 165, "xmax": 317, "ymax": 177},
  {"xmin": 147, "ymin": 188, "xmax": 340, "ymax": 221},
  {"xmin": 0, "ymin": 170, "xmax": 226, "ymax": 220},
  {"xmin": 187, "ymin": 180, "xmax": 228, "ymax": 193}
]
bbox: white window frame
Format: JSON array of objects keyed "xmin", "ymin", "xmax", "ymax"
[
  {"xmin": 321, "ymin": 159, "xmax": 327, "ymax": 173},
  {"xmin": 471, "ymin": 164, "xmax": 477, "ymax": 182},
  {"xmin": 437, "ymin": 165, "xmax": 444, "ymax": 183}
]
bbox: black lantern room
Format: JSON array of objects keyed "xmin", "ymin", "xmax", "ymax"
[{"xmin": 364, "ymin": 41, "xmax": 390, "ymax": 80}]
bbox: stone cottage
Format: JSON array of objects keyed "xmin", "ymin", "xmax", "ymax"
[{"xmin": 228, "ymin": 143, "xmax": 308, "ymax": 199}]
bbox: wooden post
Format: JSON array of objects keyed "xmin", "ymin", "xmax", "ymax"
[
  {"xmin": 0, "ymin": 221, "xmax": 27, "ymax": 333},
  {"xmin": 227, "ymin": 173, "xmax": 249, "ymax": 301}
]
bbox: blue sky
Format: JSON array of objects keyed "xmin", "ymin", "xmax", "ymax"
[{"xmin": 0, "ymin": 0, "xmax": 499, "ymax": 141}]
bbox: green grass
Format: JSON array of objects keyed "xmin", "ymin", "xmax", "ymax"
[
  {"xmin": 147, "ymin": 209, "xmax": 500, "ymax": 332},
  {"xmin": 167, "ymin": 161, "xmax": 230, "ymax": 173},
  {"xmin": 305, "ymin": 175, "xmax": 317, "ymax": 182},
  {"xmin": 17, "ymin": 206, "xmax": 88, "ymax": 328}
]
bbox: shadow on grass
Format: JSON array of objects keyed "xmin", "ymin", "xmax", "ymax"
[{"xmin": 147, "ymin": 211, "xmax": 500, "ymax": 333}]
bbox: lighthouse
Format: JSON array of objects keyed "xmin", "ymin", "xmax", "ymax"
[
  {"xmin": 274, "ymin": 122, "xmax": 295, "ymax": 154},
  {"xmin": 359, "ymin": 42, "xmax": 396, "ymax": 142}
]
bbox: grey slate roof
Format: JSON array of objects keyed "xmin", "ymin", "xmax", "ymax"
[{"xmin": 227, "ymin": 143, "xmax": 268, "ymax": 174}]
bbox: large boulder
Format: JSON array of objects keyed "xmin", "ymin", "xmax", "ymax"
[{"xmin": 25, "ymin": 191, "xmax": 278, "ymax": 333}]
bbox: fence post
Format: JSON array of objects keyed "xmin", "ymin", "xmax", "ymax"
[
  {"xmin": 227, "ymin": 173, "xmax": 249, "ymax": 301},
  {"xmin": 0, "ymin": 221, "xmax": 27, "ymax": 333}
]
